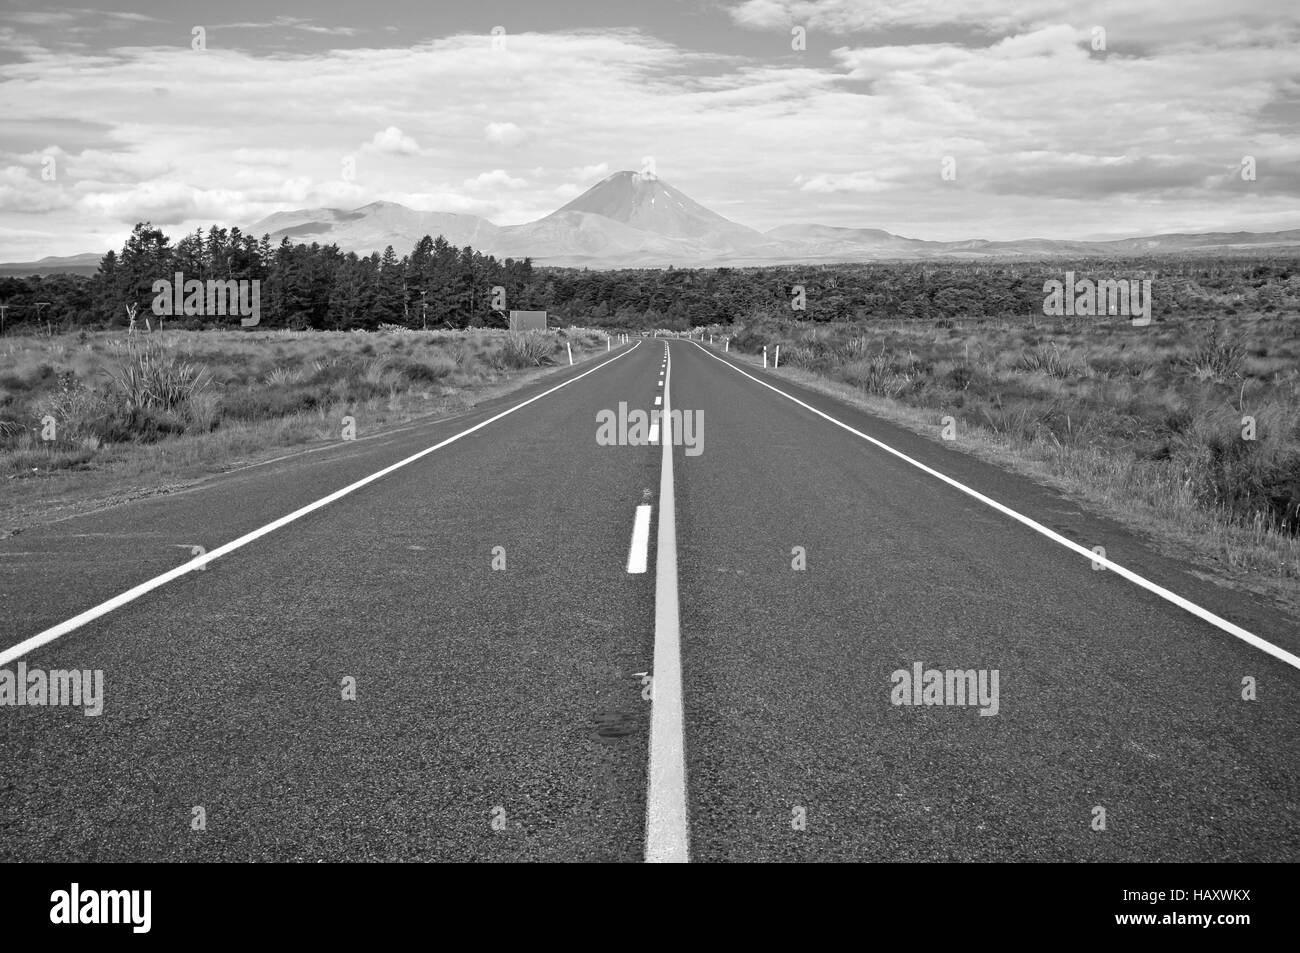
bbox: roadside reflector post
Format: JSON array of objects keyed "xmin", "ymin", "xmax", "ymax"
[
  {"xmin": 774, "ymin": 344, "xmax": 780, "ymax": 368},
  {"xmin": 607, "ymin": 336, "xmax": 611, "ymax": 351},
  {"xmin": 763, "ymin": 345, "xmax": 768, "ymax": 368},
  {"xmin": 725, "ymin": 337, "xmax": 729, "ymax": 352},
  {"xmin": 567, "ymin": 342, "xmax": 574, "ymax": 365}
]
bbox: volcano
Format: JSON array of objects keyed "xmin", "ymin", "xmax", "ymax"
[
  {"xmin": 238, "ymin": 172, "xmax": 1300, "ymax": 268},
  {"xmin": 550, "ymin": 170, "xmax": 765, "ymax": 245}
]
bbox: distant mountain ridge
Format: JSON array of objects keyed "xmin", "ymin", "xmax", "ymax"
[
  {"xmin": 246, "ymin": 171, "xmax": 1300, "ymax": 266},
  {"xmin": 6, "ymin": 172, "xmax": 1300, "ymax": 271},
  {"xmin": 0, "ymin": 252, "xmax": 103, "ymax": 276}
]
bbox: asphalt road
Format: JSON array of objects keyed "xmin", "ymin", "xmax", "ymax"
[{"xmin": 1, "ymin": 337, "xmax": 1297, "ymax": 862}]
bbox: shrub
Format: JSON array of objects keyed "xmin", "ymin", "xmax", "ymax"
[
  {"xmin": 1182, "ymin": 324, "xmax": 1246, "ymax": 381},
  {"xmin": 500, "ymin": 331, "xmax": 554, "ymax": 368},
  {"xmin": 218, "ymin": 388, "xmax": 320, "ymax": 421},
  {"xmin": 102, "ymin": 337, "xmax": 210, "ymax": 421},
  {"xmin": 393, "ymin": 355, "xmax": 456, "ymax": 384}
]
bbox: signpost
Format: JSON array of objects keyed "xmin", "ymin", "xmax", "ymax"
[{"xmin": 508, "ymin": 310, "xmax": 547, "ymax": 331}]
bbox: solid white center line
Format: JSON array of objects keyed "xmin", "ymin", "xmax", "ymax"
[
  {"xmin": 626, "ymin": 505, "xmax": 652, "ymax": 574},
  {"xmin": 690, "ymin": 341, "xmax": 1300, "ymax": 672},
  {"xmin": 0, "ymin": 342, "xmax": 644, "ymax": 668},
  {"xmin": 646, "ymin": 344, "xmax": 689, "ymax": 863}
]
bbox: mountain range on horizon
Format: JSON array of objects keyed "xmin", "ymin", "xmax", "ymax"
[
  {"xmin": 6, "ymin": 170, "xmax": 1300, "ymax": 274},
  {"xmin": 247, "ymin": 171, "xmax": 1300, "ymax": 266}
]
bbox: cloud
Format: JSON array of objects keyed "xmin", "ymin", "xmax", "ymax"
[
  {"xmin": 363, "ymin": 126, "xmax": 424, "ymax": 156},
  {"xmin": 231, "ymin": 148, "xmax": 296, "ymax": 167},
  {"xmin": 1, "ymin": 17, "xmax": 1298, "ymax": 256},
  {"xmin": 0, "ymin": 164, "xmax": 74, "ymax": 212},
  {"xmin": 573, "ymin": 162, "xmax": 610, "ymax": 180},
  {"xmin": 211, "ymin": 17, "xmax": 360, "ymax": 36},
  {"xmin": 3, "ymin": 9, "xmax": 166, "ymax": 28},
  {"xmin": 77, "ymin": 182, "xmax": 248, "ymax": 224},
  {"xmin": 796, "ymin": 170, "xmax": 894, "ymax": 193},
  {"xmin": 727, "ymin": 0, "xmax": 1298, "ymax": 47},
  {"xmin": 463, "ymin": 169, "xmax": 527, "ymax": 191},
  {"xmin": 485, "ymin": 122, "xmax": 527, "ymax": 147}
]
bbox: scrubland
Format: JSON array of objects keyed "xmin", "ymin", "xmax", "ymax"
[
  {"xmin": 722, "ymin": 313, "xmax": 1300, "ymax": 603},
  {"xmin": 0, "ymin": 327, "xmax": 606, "ymax": 530}
]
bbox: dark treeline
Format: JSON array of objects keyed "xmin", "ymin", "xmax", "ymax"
[
  {"xmin": 539, "ymin": 259, "xmax": 1299, "ymax": 327},
  {"xmin": 0, "ymin": 224, "xmax": 1296, "ymax": 335},
  {"xmin": 0, "ymin": 223, "xmax": 536, "ymax": 332}
]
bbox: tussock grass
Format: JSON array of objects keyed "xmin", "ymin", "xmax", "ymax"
[
  {"xmin": 1, "ymin": 327, "xmax": 606, "ymax": 526},
  {"xmin": 723, "ymin": 313, "xmax": 1300, "ymax": 594}
]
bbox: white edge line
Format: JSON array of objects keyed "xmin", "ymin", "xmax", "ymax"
[
  {"xmin": 0, "ymin": 342, "xmax": 642, "ymax": 668},
  {"xmin": 646, "ymin": 344, "xmax": 689, "ymax": 863},
  {"xmin": 690, "ymin": 340, "xmax": 1300, "ymax": 672},
  {"xmin": 626, "ymin": 504, "xmax": 652, "ymax": 574}
]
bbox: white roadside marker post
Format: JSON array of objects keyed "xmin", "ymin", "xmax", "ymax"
[
  {"xmin": 774, "ymin": 345, "xmax": 780, "ymax": 368},
  {"xmin": 725, "ymin": 338, "xmax": 729, "ymax": 352},
  {"xmin": 567, "ymin": 342, "xmax": 574, "ymax": 365},
  {"xmin": 763, "ymin": 346, "xmax": 768, "ymax": 368},
  {"xmin": 607, "ymin": 336, "xmax": 611, "ymax": 351}
]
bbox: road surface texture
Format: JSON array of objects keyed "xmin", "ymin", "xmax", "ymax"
[{"xmin": 2, "ymin": 338, "xmax": 1297, "ymax": 862}]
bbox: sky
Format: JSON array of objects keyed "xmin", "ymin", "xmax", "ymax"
[{"xmin": 1, "ymin": 0, "xmax": 1298, "ymax": 259}]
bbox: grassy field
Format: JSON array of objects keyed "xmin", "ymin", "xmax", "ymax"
[
  {"xmin": 0, "ymin": 326, "xmax": 608, "ymax": 532},
  {"xmin": 718, "ymin": 313, "xmax": 1300, "ymax": 608}
]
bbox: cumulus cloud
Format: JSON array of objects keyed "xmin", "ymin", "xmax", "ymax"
[
  {"xmin": 796, "ymin": 170, "xmax": 894, "ymax": 193},
  {"xmin": 463, "ymin": 169, "xmax": 527, "ymax": 191},
  {"xmin": 363, "ymin": 126, "xmax": 424, "ymax": 156},
  {"xmin": 0, "ymin": 164, "xmax": 74, "ymax": 213},
  {"xmin": 485, "ymin": 122, "xmax": 527, "ymax": 146},
  {"xmin": 76, "ymin": 182, "xmax": 258, "ymax": 225},
  {"xmin": 1, "ymin": 12, "xmax": 1298, "ymax": 257}
]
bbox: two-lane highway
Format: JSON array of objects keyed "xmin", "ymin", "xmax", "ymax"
[{"xmin": 2, "ymin": 336, "xmax": 1297, "ymax": 862}]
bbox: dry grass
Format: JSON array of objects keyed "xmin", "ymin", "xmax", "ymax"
[
  {"xmin": 722, "ymin": 313, "xmax": 1300, "ymax": 604},
  {"xmin": 0, "ymin": 326, "xmax": 607, "ymax": 530}
]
